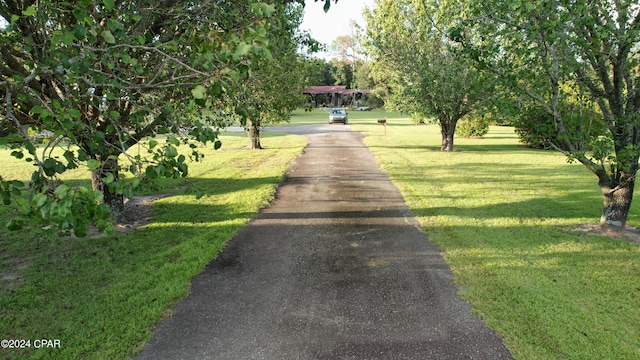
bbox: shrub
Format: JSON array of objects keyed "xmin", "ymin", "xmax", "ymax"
[
  {"xmin": 513, "ymin": 107, "xmax": 555, "ymax": 148},
  {"xmin": 457, "ymin": 112, "xmax": 489, "ymax": 138},
  {"xmin": 410, "ymin": 112, "xmax": 427, "ymax": 124},
  {"xmin": 514, "ymin": 105, "xmax": 605, "ymax": 150}
]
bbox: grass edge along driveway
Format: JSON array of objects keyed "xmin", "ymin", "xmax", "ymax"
[
  {"xmin": 0, "ymin": 132, "xmax": 306, "ymax": 360},
  {"xmin": 1, "ymin": 109, "xmax": 639, "ymax": 359},
  {"xmin": 352, "ymin": 117, "xmax": 640, "ymax": 360}
]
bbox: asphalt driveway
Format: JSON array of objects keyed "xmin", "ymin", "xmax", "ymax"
[{"xmin": 136, "ymin": 124, "xmax": 512, "ymax": 359}]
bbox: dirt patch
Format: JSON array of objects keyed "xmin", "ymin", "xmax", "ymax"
[
  {"xmin": 0, "ymin": 256, "xmax": 30, "ymax": 293},
  {"xmin": 115, "ymin": 193, "xmax": 174, "ymax": 233},
  {"xmin": 575, "ymin": 224, "xmax": 640, "ymax": 244}
]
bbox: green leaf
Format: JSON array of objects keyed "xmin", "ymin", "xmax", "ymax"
[
  {"xmin": 73, "ymin": 8, "xmax": 87, "ymax": 22},
  {"xmin": 42, "ymin": 158, "xmax": 58, "ymax": 176},
  {"xmin": 10, "ymin": 182, "xmax": 23, "ymax": 196},
  {"xmin": 261, "ymin": 4, "xmax": 276, "ymax": 17},
  {"xmin": 31, "ymin": 105, "xmax": 44, "ymax": 115},
  {"xmin": 22, "ymin": 5, "xmax": 37, "ymax": 16},
  {"xmin": 165, "ymin": 145, "xmax": 178, "ymax": 158},
  {"xmin": 191, "ymin": 85, "xmax": 206, "ymax": 99},
  {"xmin": 33, "ymin": 193, "xmax": 48, "ymax": 208},
  {"xmin": 54, "ymin": 184, "xmax": 70, "ymax": 199},
  {"xmin": 102, "ymin": 30, "xmax": 116, "ymax": 44},
  {"xmin": 55, "ymin": 161, "xmax": 66, "ymax": 174},
  {"xmin": 77, "ymin": 150, "xmax": 89, "ymax": 161},
  {"xmin": 145, "ymin": 166, "xmax": 158, "ymax": 179},
  {"xmin": 63, "ymin": 31, "xmax": 75, "ymax": 45},
  {"xmin": 167, "ymin": 136, "xmax": 180, "ymax": 146},
  {"xmin": 107, "ymin": 18, "xmax": 124, "ymax": 31},
  {"xmin": 68, "ymin": 108, "xmax": 82, "ymax": 119},
  {"xmin": 148, "ymin": 139, "xmax": 159, "ymax": 149},
  {"xmin": 2, "ymin": 191, "xmax": 11, "ymax": 205},
  {"xmin": 235, "ymin": 42, "xmax": 252, "ymax": 57},
  {"xmin": 103, "ymin": 0, "xmax": 116, "ymax": 10},
  {"xmin": 87, "ymin": 159, "xmax": 101, "ymax": 171},
  {"xmin": 103, "ymin": 172, "xmax": 115, "ymax": 184},
  {"xmin": 210, "ymin": 82, "xmax": 224, "ymax": 97},
  {"xmin": 10, "ymin": 151, "xmax": 24, "ymax": 159},
  {"xmin": 7, "ymin": 219, "xmax": 24, "ymax": 231},
  {"xmin": 63, "ymin": 151, "xmax": 77, "ymax": 169},
  {"xmin": 74, "ymin": 222, "xmax": 89, "ymax": 237}
]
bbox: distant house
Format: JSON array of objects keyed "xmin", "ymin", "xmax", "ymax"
[{"xmin": 303, "ymin": 86, "xmax": 372, "ymax": 108}]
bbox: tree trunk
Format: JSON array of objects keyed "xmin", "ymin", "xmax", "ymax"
[
  {"xmin": 599, "ymin": 179, "xmax": 635, "ymax": 231},
  {"xmin": 247, "ymin": 120, "xmax": 262, "ymax": 150},
  {"xmin": 440, "ymin": 119, "xmax": 457, "ymax": 152},
  {"xmin": 91, "ymin": 157, "xmax": 125, "ymax": 221}
]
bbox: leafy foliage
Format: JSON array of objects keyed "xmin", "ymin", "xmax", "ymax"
[
  {"xmin": 364, "ymin": 0, "xmax": 492, "ymax": 151},
  {"xmin": 456, "ymin": 112, "xmax": 489, "ymax": 138},
  {"xmin": 332, "ymin": 60, "xmax": 354, "ymax": 88},
  {"xmin": 0, "ymin": 0, "xmax": 280, "ymax": 236},
  {"xmin": 450, "ymin": 0, "xmax": 640, "ymax": 228},
  {"xmin": 514, "ymin": 101, "xmax": 605, "ymax": 150},
  {"xmin": 228, "ymin": 1, "xmax": 308, "ymax": 149},
  {"xmin": 303, "ymin": 59, "xmax": 337, "ymax": 86}
]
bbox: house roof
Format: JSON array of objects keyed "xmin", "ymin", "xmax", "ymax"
[
  {"xmin": 303, "ymin": 86, "xmax": 347, "ymax": 94},
  {"xmin": 303, "ymin": 86, "xmax": 372, "ymax": 95}
]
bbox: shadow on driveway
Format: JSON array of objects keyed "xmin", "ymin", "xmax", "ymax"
[{"xmin": 136, "ymin": 127, "xmax": 512, "ymax": 359}]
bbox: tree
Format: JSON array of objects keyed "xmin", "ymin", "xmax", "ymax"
[
  {"xmin": 331, "ymin": 34, "xmax": 359, "ymax": 64},
  {"xmin": 365, "ymin": 0, "xmax": 492, "ymax": 151},
  {"xmin": 332, "ymin": 59, "xmax": 354, "ymax": 88},
  {"xmin": 353, "ymin": 61, "xmax": 375, "ymax": 90},
  {"xmin": 0, "ymin": 0, "xmax": 279, "ymax": 236},
  {"xmin": 233, "ymin": 1, "xmax": 308, "ymax": 149},
  {"xmin": 303, "ymin": 59, "xmax": 336, "ymax": 86},
  {"xmin": 331, "ymin": 20, "xmax": 367, "ymax": 89},
  {"xmin": 451, "ymin": 0, "xmax": 640, "ymax": 230}
]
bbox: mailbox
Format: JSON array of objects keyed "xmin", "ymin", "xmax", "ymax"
[{"xmin": 377, "ymin": 118, "xmax": 387, "ymax": 136}]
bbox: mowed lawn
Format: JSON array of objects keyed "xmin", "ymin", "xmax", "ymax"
[
  {"xmin": 347, "ymin": 111, "xmax": 640, "ymax": 359},
  {"xmin": 0, "ymin": 131, "xmax": 307, "ymax": 359},
  {"xmin": 1, "ymin": 108, "xmax": 639, "ymax": 359}
]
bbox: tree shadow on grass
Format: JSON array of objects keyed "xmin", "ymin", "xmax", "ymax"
[
  {"xmin": 384, "ymin": 161, "xmax": 607, "ymax": 223},
  {"xmin": 367, "ymin": 143, "xmax": 539, "ymax": 153},
  {"xmin": 391, "ymin": 161, "xmax": 596, "ymax": 190},
  {"xmin": 130, "ymin": 175, "xmax": 286, "ymax": 225},
  {"xmin": 409, "ymin": 194, "xmax": 600, "ymax": 222}
]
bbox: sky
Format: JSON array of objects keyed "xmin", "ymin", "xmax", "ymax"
[
  {"xmin": 300, "ymin": 0, "xmax": 376, "ymax": 59},
  {"xmin": 0, "ymin": 2, "xmax": 376, "ymax": 56}
]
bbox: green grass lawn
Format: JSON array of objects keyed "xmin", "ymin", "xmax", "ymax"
[
  {"xmin": 349, "ymin": 116, "xmax": 640, "ymax": 359},
  {"xmin": 0, "ymin": 131, "xmax": 306, "ymax": 359},
  {"xmin": 1, "ymin": 109, "xmax": 639, "ymax": 359},
  {"xmin": 286, "ymin": 107, "xmax": 394, "ymax": 125}
]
